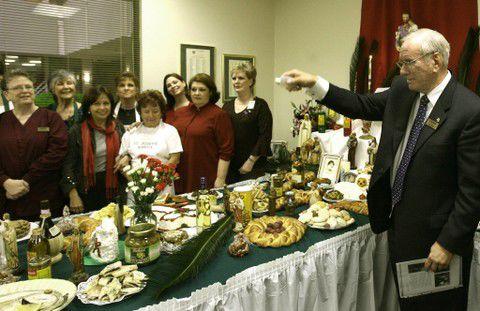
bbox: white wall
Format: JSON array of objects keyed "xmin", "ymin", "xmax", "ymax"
[
  {"xmin": 141, "ymin": 0, "xmax": 275, "ymax": 109},
  {"xmin": 273, "ymin": 0, "xmax": 362, "ymax": 147}
]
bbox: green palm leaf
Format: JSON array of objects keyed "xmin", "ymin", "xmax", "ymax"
[
  {"xmin": 149, "ymin": 213, "xmax": 234, "ymax": 299},
  {"xmin": 349, "ymin": 36, "xmax": 365, "ymax": 91},
  {"xmin": 458, "ymin": 27, "xmax": 479, "ymax": 86}
]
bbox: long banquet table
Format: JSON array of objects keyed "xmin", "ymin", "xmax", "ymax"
[{"xmin": 16, "ymin": 206, "xmax": 405, "ymax": 310}]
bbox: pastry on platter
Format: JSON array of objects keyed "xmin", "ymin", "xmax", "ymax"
[
  {"xmin": 244, "ymin": 216, "xmax": 305, "ymax": 247},
  {"xmin": 332, "ymin": 200, "xmax": 368, "ymax": 215},
  {"xmin": 299, "ymin": 201, "xmax": 355, "ymax": 229}
]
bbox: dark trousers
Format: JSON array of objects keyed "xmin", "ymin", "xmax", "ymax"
[
  {"xmin": 389, "ymin": 240, "xmax": 471, "ymax": 310},
  {"xmin": 80, "ymin": 172, "xmax": 126, "ymax": 212}
]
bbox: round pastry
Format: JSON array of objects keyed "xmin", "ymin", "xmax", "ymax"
[{"xmin": 244, "ymin": 216, "xmax": 305, "ymax": 247}]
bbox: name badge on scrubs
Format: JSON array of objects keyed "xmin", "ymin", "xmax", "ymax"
[
  {"xmin": 425, "ymin": 118, "xmax": 439, "ymax": 130},
  {"xmin": 37, "ymin": 127, "xmax": 50, "ymax": 132},
  {"xmin": 247, "ymin": 100, "xmax": 255, "ymax": 110}
]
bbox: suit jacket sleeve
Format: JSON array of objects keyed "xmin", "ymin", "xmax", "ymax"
[
  {"xmin": 437, "ymin": 109, "xmax": 480, "ymax": 256},
  {"xmin": 319, "ymin": 83, "xmax": 389, "ymax": 121}
]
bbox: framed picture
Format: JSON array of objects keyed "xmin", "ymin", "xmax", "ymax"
[
  {"xmin": 318, "ymin": 154, "xmax": 341, "ymax": 183},
  {"xmin": 222, "ymin": 54, "xmax": 255, "ymax": 102},
  {"xmin": 180, "ymin": 44, "xmax": 215, "ymax": 83}
]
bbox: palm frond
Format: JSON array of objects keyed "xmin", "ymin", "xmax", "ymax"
[
  {"xmin": 349, "ymin": 36, "xmax": 365, "ymax": 91},
  {"xmin": 475, "ymin": 71, "xmax": 480, "ymax": 95},
  {"xmin": 458, "ymin": 27, "xmax": 479, "ymax": 85},
  {"xmin": 149, "ymin": 214, "xmax": 234, "ymax": 299}
]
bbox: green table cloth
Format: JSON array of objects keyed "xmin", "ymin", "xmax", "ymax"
[{"xmin": 16, "ymin": 209, "xmax": 369, "ymax": 310}]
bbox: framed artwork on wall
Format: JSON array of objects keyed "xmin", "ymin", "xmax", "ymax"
[
  {"xmin": 180, "ymin": 44, "xmax": 215, "ymax": 83},
  {"xmin": 222, "ymin": 54, "xmax": 255, "ymax": 102}
]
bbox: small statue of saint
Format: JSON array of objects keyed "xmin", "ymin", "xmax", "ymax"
[
  {"xmin": 347, "ymin": 133, "xmax": 358, "ymax": 169},
  {"xmin": 367, "ymin": 137, "xmax": 378, "ymax": 166},
  {"xmin": 395, "ymin": 13, "xmax": 418, "ymax": 51},
  {"xmin": 298, "ymin": 113, "xmax": 312, "ymax": 148}
]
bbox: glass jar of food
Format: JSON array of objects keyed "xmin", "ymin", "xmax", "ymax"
[
  {"xmin": 284, "ymin": 191, "xmax": 296, "ymax": 217},
  {"xmin": 124, "ymin": 223, "xmax": 160, "ymax": 266},
  {"xmin": 272, "ymin": 175, "xmax": 283, "ymax": 198},
  {"xmin": 28, "ymin": 256, "xmax": 52, "ymax": 280}
]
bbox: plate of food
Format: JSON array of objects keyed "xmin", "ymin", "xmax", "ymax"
[
  {"xmin": 154, "ymin": 194, "xmax": 190, "ymax": 208},
  {"xmin": 186, "ymin": 190, "xmax": 223, "ymax": 201},
  {"xmin": 333, "ymin": 182, "xmax": 367, "ymax": 201},
  {"xmin": 298, "ymin": 201, "xmax": 355, "ymax": 230},
  {"xmin": 91, "ymin": 203, "xmax": 134, "ymax": 223},
  {"xmin": 77, "ymin": 261, "xmax": 147, "ymax": 305},
  {"xmin": 322, "ymin": 189, "xmax": 345, "ymax": 203},
  {"xmin": 0, "ymin": 278, "xmax": 77, "ymax": 310}
]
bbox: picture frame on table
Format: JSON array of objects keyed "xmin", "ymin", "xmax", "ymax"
[
  {"xmin": 318, "ymin": 154, "xmax": 341, "ymax": 183},
  {"xmin": 222, "ymin": 54, "xmax": 255, "ymax": 102},
  {"xmin": 180, "ymin": 44, "xmax": 215, "ymax": 83}
]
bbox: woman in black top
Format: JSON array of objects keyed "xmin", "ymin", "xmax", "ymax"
[
  {"xmin": 223, "ymin": 63, "xmax": 273, "ymax": 183},
  {"xmin": 61, "ymin": 86, "xmax": 125, "ymax": 213}
]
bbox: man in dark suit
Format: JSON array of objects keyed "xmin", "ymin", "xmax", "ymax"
[{"xmin": 282, "ymin": 28, "xmax": 480, "ymax": 310}]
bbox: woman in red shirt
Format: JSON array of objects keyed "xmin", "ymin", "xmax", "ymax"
[{"xmin": 169, "ymin": 74, "xmax": 234, "ymax": 193}]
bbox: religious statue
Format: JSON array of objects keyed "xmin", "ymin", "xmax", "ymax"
[
  {"xmin": 359, "ymin": 120, "xmax": 374, "ymax": 140},
  {"xmin": 298, "ymin": 113, "xmax": 312, "ymax": 148},
  {"xmin": 309, "ymin": 138, "xmax": 322, "ymax": 165},
  {"xmin": 395, "ymin": 13, "xmax": 418, "ymax": 51},
  {"xmin": 367, "ymin": 137, "xmax": 378, "ymax": 166},
  {"xmin": 347, "ymin": 133, "xmax": 358, "ymax": 169}
]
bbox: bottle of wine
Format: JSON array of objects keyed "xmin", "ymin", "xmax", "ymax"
[{"xmin": 39, "ymin": 200, "xmax": 64, "ymax": 263}]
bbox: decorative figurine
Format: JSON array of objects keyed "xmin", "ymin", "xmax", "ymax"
[
  {"xmin": 347, "ymin": 132, "xmax": 358, "ymax": 169},
  {"xmin": 66, "ymin": 226, "xmax": 89, "ymax": 284},
  {"xmin": 395, "ymin": 13, "xmax": 418, "ymax": 51},
  {"xmin": 298, "ymin": 113, "xmax": 312, "ymax": 148},
  {"xmin": 367, "ymin": 137, "xmax": 378, "ymax": 166}
]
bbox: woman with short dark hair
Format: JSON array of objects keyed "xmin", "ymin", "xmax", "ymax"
[
  {"xmin": 175, "ymin": 73, "xmax": 234, "ymax": 192},
  {"xmin": 114, "ymin": 71, "xmax": 140, "ymax": 126},
  {"xmin": 61, "ymin": 85, "xmax": 125, "ymax": 213},
  {"xmin": 116, "ymin": 90, "xmax": 183, "ymax": 195}
]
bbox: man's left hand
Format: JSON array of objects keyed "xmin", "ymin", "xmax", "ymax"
[{"xmin": 424, "ymin": 242, "xmax": 453, "ymax": 272}]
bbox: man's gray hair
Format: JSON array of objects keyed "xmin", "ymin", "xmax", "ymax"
[
  {"xmin": 403, "ymin": 28, "xmax": 450, "ymax": 68},
  {"xmin": 48, "ymin": 69, "xmax": 77, "ymax": 92}
]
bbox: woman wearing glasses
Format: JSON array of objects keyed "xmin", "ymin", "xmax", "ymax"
[{"xmin": 0, "ymin": 70, "xmax": 68, "ymax": 220}]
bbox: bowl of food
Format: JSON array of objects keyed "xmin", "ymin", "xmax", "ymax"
[{"xmin": 323, "ymin": 189, "xmax": 344, "ymax": 203}]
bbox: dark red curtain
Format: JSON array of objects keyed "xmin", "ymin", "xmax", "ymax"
[{"xmin": 359, "ymin": 0, "xmax": 478, "ymax": 92}]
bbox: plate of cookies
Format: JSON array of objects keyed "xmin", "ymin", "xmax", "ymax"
[{"xmin": 298, "ymin": 201, "xmax": 355, "ymax": 230}]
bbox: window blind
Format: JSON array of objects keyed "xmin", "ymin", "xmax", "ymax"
[{"xmin": 0, "ymin": 0, "xmax": 140, "ymax": 106}]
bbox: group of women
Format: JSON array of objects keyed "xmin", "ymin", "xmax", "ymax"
[{"xmin": 0, "ymin": 62, "xmax": 273, "ymax": 220}]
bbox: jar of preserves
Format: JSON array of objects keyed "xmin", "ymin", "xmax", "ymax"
[{"xmin": 124, "ymin": 223, "xmax": 160, "ymax": 266}]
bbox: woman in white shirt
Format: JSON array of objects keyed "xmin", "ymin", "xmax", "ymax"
[{"xmin": 116, "ymin": 90, "xmax": 183, "ymax": 194}]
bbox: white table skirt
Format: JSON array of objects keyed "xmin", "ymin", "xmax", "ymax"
[{"xmin": 138, "ymin": 227, "xmax": 480, "ymax": 311}]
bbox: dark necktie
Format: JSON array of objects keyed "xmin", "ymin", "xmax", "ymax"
[{"xmin": 391, "ymin": 95, "xmax": 429, "ymax": 207}]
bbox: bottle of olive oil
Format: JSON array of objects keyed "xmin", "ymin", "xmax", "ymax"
[
  {"xmin": 196, "ymin": 177, "xmax": 211, "ymax": 228},
  {"xmin": 27, "ymin": 228, "xmax": 52, "ymax": 279}
]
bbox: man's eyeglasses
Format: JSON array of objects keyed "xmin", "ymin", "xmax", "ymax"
[
  {"xmin": 8, "ymin": 85, "xmax": 34, "ymax": 92},
  {"xmin": 396, "ymin": 52, "xmax": 435, "ymax": 70}
]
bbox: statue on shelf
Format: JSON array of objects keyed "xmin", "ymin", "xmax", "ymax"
[
  {"xmin": 395, "ymin": 13, "xmax": 418, "ymax": 51},
  {"xmin": 359, "ymin": 120, "xmax": 374, "ymax": 140},
  {"xmin": 309, "ymin": 138, "xmax": 322, "ymax": 165},
  {"xmin": 347, "ymin": 132, "xmax": 358, "ymax": 169},
  {"xmin": 367, "ymin": 137, "xmax": 378, "ymax": 166},
  {"xmin": 298, "ymin": 113, "xmax": 312, "ymax": 148}
]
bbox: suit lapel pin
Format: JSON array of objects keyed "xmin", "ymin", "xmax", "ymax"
[{"xmin": 426, "ymin": 118, "xmax": 439, "ymax": 130}]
